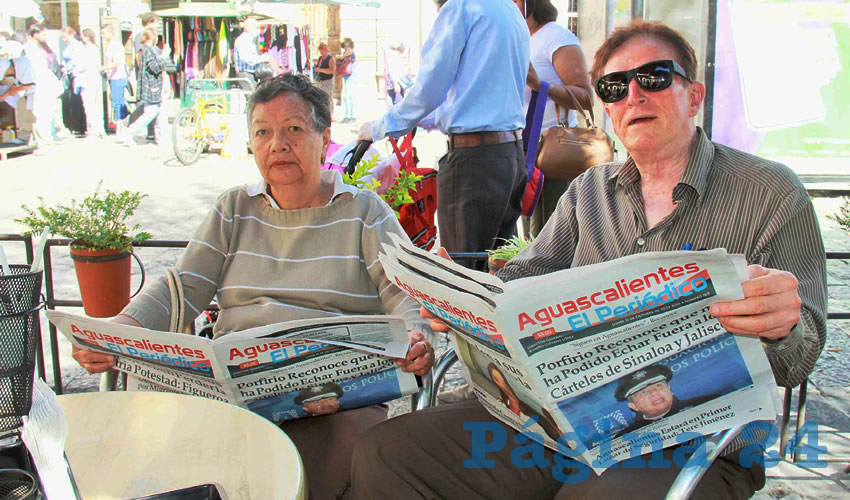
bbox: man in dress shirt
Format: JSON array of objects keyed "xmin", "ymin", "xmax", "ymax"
[{"xmin": 358, "ymin": 0, "xmax": 531, "ymax": 270}]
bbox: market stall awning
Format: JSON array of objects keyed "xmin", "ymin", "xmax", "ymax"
[
  {"xmin": 261, "ymin": 0, "xmax": 382, "ymax": 7},
  {"xmin": 6, "ymin": 0, "xmax": 43, "ymax": 19},
  {"xmin": 153, "ymin": 3, "xmax": 279, "ymax": 19}
]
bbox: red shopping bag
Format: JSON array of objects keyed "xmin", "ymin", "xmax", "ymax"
[{"xmin": 389, "ymin": 132, "xmax": 438, "ymax": 250}]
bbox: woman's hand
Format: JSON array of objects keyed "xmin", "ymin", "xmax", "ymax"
[
  {"xmin": 396, "ymin": 330, "xmax": 434, "ymax": 376},
  {"xmin": 526, "ymin": 63, "xmax": 541, "ymax": 91},
  {"xmin": 71, "ymin": 314, "xmax": 141, "ymax": 374},
  {"xmin": 72, "ymin": 345, "xmax": 116, "ymax": 374}
]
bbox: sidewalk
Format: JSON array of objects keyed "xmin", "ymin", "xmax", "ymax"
[{"xmin": 1, "ymin": 95, "xmax": 848, "ymax": 498}]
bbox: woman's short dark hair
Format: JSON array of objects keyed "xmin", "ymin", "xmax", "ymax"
[
  {"xmin": 590, "ymin": 20, "xmax": 698, "ymax": 83},
  {"xmin": 343, "ymin": 37, "xmax": 354, "ymax": 49},
  {"xmin": 247, "ymin": 72, "xmax": 331, "ymax": 133},
  {"xmin": 525, "ymin": 0, "xmax": 558, "ymax": 25}
]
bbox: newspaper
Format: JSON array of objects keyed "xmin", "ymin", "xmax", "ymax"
[
  {"xmin": 379, "ymin": 234, "xmax": 779, "ymax": 474},
  {"xmin": 46, "ymin": 311, "xmax": 417, "ymax": 423}
]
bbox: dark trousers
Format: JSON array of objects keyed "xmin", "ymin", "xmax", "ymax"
[
  {"xmin": 437, "ymin": 139, "xmax": 527, "ymax": 270},
  {"xmin": 279, "ymin": 405, "xmax": 387, "ymax": 500},
  {"xmin": 350, "ymin": 400, "xmax": 764, "ymax": 500}
]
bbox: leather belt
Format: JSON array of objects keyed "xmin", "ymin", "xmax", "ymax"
[{"xmin": 448, "ymin": 130, "xmax": 522, "ymax": 149}]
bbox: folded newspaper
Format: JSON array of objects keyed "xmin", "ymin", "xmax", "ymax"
[
  {"xmin": 379, "ymin": 234, "xmax": 779, "ymax": 474},
  {"xmin": 46, "ymin": 311, "xmax": 417, "ymax": 423}
]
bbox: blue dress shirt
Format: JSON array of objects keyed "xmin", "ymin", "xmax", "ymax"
[{"xmin": 371, "ymin": 0, "xmax": 530, "ymax": 141}]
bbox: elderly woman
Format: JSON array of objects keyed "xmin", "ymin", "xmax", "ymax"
[
  {"xmin": 349, "ymin": 20, "xmax": 825, "ymax": 499},
  {"xmin": 73, "ymin": 72, "xmax": 435, "ymax": 499}
]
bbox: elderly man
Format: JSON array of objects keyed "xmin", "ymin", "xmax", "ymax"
[
  {"xmin": 349, "ymin": 20, "xmax": 826, "ymax": 499},
  {"xmin": 358, "ymin": 0, "xmax": 530, "ymax": 271},
  {"xmin": 233, "ymin": 18, "xmax": 267, "ymax": 83}
]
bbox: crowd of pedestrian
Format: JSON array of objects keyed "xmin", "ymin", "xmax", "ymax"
[{"xmin": 0, "ymin": 12, "xmax": 177, "ymax": 152}]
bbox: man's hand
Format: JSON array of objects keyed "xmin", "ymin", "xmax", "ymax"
[
  {"xmin": 526, "ymin": 63, "xmax": 541, "ymax": 92},
  {"xmin": 710, "ymin": 264, "xmax": 802, "ymax": 341},
  {"xmin": 396, "ymin": 330, "xmax": 434, "ymax": 376},
  {"xmin": 357, "ymin": 121, "xmax": 374, "ymax": 142},
  {"xmin": 419, "ymin": 248, "xmax": 454, "ymax": 333}
]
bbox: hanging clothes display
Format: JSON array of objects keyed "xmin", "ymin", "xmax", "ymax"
[{"xmin": 154, "ymin": 14, "xmax": 312, "ymax": 100}]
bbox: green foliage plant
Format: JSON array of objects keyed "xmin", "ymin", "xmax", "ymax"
[
  {"xmin": 487, "ymin": 235, "xmax": 534, "ymax": 262},
  {"xmin": 16, "ymin": 186, "xmax": 153, "ymax": 251},
  {"xmin": 829, "ymin": 197, "xmax": 850, "ymax": 232},
  {"xmin": 342, "ymin": 153, "xmax": 422, "ymax": 216}
]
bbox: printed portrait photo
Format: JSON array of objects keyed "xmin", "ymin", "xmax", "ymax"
[{"xmin": 555, "ymin": 332, "xmax": 753, "ymax": 450}]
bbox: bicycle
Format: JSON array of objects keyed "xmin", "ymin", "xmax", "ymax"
[{"xmin": 172, "ymin": 78, "xmax": 254, "ymax": 166}]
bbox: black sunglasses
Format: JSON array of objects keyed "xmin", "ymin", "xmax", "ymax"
[{"xmin": 595, "ymin": 60, "xmax": 692, "ymax": 103}]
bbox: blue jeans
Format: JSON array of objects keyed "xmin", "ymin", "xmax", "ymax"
[
  {"xmin": 126, "ymin": 103, "xmax": 159, "ymax": 139},
  {"xmin": 109, "ymin": 78, "xmax": 129, "ymax": 121},
  {"xmin": 342, "ymin": 75, "xmax": 355, "ymax": 120}
]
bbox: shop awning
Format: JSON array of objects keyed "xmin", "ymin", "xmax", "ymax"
[
  {"xmin": 6, "ymin": 0, "xmax": 43, "ymax": 19},
  {"xmin": 260, "ymin": 0, "xmax": 382, "ymax": 7},
  {"xmin": 153, "ymin": 3, "xmax": 279, "ymax": 19}
]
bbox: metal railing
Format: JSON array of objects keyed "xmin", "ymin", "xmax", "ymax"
[
  {"xmin": 0, "ymin": 234, "xmax": 487, "ymax": 393},
  {"xmin": 2, "ymin": 232, "xmax": 847, "ymax": 394}
]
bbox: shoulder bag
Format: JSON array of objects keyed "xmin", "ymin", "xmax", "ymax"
[{"xmin": 536, "ymin": 87, "xmax": 616, "ymax": 181}]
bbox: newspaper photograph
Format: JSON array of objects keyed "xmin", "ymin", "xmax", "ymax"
[
  {"xmin": 46, "ymin": 311, "xmax": 418, "ymax": 423},
  {"xmin": 379, "ymin": 237, "xmax": 780, "ymax": 474}
]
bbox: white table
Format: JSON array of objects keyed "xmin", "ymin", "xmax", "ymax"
[{"xmin": 58, "ymin": 392, "xmax": 306, "ymax": 500}]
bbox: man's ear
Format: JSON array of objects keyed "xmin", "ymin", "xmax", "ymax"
[
  {"xmin": 627, "ymin": 401, "xmax": 638, "ymax": 413},
  {"xmin": 688, "ymin": 81, "xmax": 706, "ymax": 118}
]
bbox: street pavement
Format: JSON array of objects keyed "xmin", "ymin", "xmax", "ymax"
[{"xmin": 0, "ymin": 97, "xmax": 847, "ymax": 497}]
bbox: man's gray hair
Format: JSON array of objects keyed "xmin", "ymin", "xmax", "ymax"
[{"xmin": 246, "ymin": 72, "xmax": 331, "ymax": 133}]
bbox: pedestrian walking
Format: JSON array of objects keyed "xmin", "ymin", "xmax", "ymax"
[
  {"xmin": 118, "ymin": 29, "xmax": 165, "ymax": 146},
  {"xmin": 100, "ymin": 24, "xmax": 129, "ymax": 133}
]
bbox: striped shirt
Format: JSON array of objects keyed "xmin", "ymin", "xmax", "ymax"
[
  {"xmin": 500, "ymin": 128, "xmax": 826, "ymax": 390},
  {"xmin": 123, "ymin": 170, "xmax": 430, "ymax": 342},
  {"xmin": 234, "ymin": 32, "xmax": 262, "ymax": 73}
]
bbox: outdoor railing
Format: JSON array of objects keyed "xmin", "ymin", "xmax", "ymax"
[
  {"xmin": 1, "ymin": 232, "xmax": 847, "ymax": 393},
  {"xmin": 0, "ymin": 234, "xmax": 487, "ymax": 393}
]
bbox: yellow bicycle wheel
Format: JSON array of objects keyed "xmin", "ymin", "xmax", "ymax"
[{"xmin": 172, "ymin": 108, "xmax": 204, "ymax": 166}]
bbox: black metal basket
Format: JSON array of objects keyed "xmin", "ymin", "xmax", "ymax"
[
  {"xmin": 0, "ymin": 266, "xmax": 43, "ymax": 435},
  {"xmin": 0, "ymin": 468, "xmax": 39, "ymax": 500}
]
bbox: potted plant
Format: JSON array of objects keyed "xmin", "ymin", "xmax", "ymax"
[
  {"xmin": 342, "ymin": 154, "xmax": 422, "ymax": 216},
  {"xmin": 16, "ymin": 187, "xmax": 152, "ymax": 318},
  {"xmin": 487, "ymin": 235, "xmax": 533, "ymax": 274}
]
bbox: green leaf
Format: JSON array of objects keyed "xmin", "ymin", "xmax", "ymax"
[{"xmin": 15, "ymin": 187, "xmax": 153, "ymax": 250}]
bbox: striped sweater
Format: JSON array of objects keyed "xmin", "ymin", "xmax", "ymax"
[{"xmin": 123, "ymin": 173, "xmax": 430, "ymax": 341}]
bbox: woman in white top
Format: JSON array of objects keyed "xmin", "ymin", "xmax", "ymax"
[
  {"xmin": 24, "ymin": 24, "xmax": 65, "ymax": 148},
  {"xmin": 76, "ymin": 29, "xmax": 105, "ymax": 138},
  {"xmin": 514, "ymin": 0, "xmax": 594, "ymax": 237}
]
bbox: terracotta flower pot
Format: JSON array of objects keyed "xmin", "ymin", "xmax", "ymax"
[
  {"xmin": 69, "ymin": 245, "xmax": 132, "ymax": 318},
  {"xmin": 488, "ymin": 257, "xmax": 508, "ymax": 275}
]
